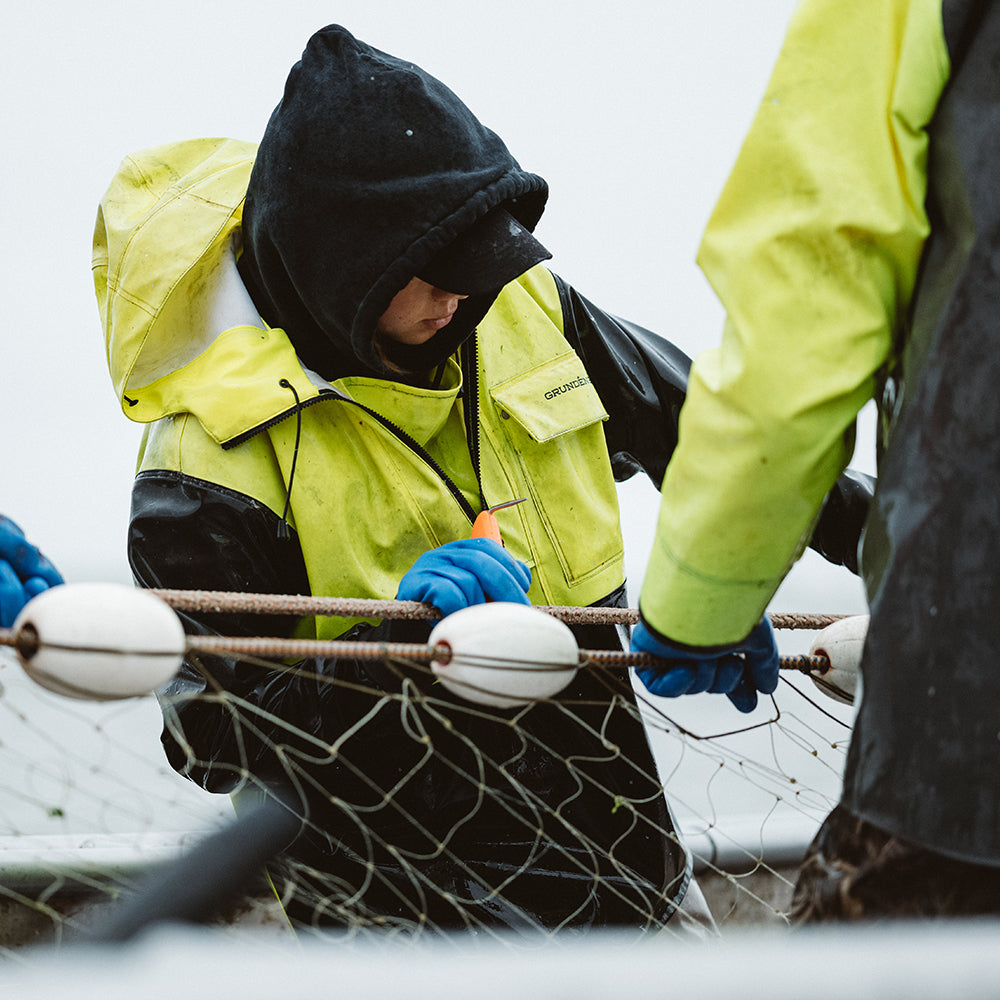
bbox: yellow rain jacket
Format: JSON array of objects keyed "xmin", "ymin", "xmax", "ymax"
[
  {"xmin": 640, "ymin": 0, "xmax": 947, "ymax": 645},
  {"xmin": 92, "ymin": 108, "xmax": 695, "ymax": 929},
  {"xmin": 641, "ymin": 0, "xmax": 1000, "ymax": 865},
  {"xmin": 94, "ymin": 139, "xmax": 625, "ymax": 631}
]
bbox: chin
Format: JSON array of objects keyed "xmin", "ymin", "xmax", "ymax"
[{"xmin": 404, "ymin": 329, "xmax": 437, "ymax": 345}]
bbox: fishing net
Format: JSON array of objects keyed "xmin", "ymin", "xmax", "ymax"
[{"xmin": 0, "ymin": 597, "xmax": 854, "ymax": 951}]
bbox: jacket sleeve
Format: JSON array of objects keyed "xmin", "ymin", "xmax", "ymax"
[
  {"xmin": 130, "ymin": 470, "xmax": 422, "ymax": 794},
  {"xmin": 555, "ymin": 276, "xmax": 874, "ymax": 575},
  {"xmin": 638, "ymin": 0, "xmax": 949, "ymax": 646}
]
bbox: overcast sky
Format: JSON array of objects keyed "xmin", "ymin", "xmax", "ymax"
[{"xmin": 1, "ymin": 1, "xmax": 868, "ymax": 622}]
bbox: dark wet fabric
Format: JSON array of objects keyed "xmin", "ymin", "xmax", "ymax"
[
  {"xmin": 843, "ymin": 3, "xmax": 1000, "ymax": 865},
  {"xmin": 237, "ymin": 24, "xmax": 547, "ymax": 381},
  {"xmin": 417, "ymin": 206, "xmax": 551, "ymax": 296},
  {"xmin": 791, "ymin": 805, "xmax": 1000, "ymax": 921}
]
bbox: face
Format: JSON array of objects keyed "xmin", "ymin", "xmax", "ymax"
[{"xmin": 376, "ymin": 277, "xmax": 469, "ymax": 345}]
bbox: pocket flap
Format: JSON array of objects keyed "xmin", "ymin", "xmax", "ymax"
[{"xmin": 490, "ymin": 353, "xmax": 608, "ymax": 443}]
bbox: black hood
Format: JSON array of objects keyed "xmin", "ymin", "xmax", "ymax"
[{"xmin": 238, "ymin": 25, "xmax": 549, "ymax": 381}]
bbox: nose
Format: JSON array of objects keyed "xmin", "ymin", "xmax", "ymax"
[{"xmin": 431, "ymin": 286, "xmax": 469, "ymax": 309}]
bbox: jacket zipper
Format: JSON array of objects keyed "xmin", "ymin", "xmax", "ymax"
[
  {"xmin": 222, "ymin": 390, "xmax": 339, "ymax": 450},
  {"xmin": 460, "ymin": 334, "xmax": 489, "ymax": 511},
  {"xmin": 344, "ymin": 396, "xmax": 478, "ymax": 524}
]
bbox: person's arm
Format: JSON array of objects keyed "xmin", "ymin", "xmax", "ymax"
[
  {"xmin": 130, "ymin": 470, "xmax": 530, "ymax": 793},
  {"xmin": 555, "ymin": 277, "xmax": 689, "ymax": 486},
  {"xmin": 130, "ymin": 472, "xmax": 413, "ymax": 793},
  {"xmin": 555, "ymin": 276, "xmax": 874, "ymax": 574},
  {"xmin": 638, "ymin": 0, "xmax": 949, "ymax": 648}
]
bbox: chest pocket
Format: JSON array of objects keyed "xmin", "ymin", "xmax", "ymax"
[{"xmin": 488, "ymin": 352, "xmax": 623, "ymax": 590}]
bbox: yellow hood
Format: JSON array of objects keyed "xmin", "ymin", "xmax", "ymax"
[{"xmin": 93, "ymin": 137, "xmax": 327, "ymax": 446}]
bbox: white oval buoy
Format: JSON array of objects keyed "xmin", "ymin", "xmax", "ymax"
[
  {"xmin": 428, "ymin": 603, "xmax": 579, "ymax": 708},
  {"xmin": 809, "ymin": 615, "xmax": 869, "ymax": 705},
  {"xmin": 11, "ymin": 583, "xmax": 186, "ymax": 701}
]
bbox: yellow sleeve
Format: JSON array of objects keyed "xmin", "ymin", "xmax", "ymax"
[{"xmin": 640, "ymin": 0, "xmax": 949, "ymax": 645}]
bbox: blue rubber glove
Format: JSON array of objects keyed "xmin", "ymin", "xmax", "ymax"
[
  {"xmin": 396, "ymin": 538, "xmax": 532, "ymax": 619},
  {"xmin": 631, "ymin": 617, "xmax": 780, "ymax": 714},
  {"xmin": 0, "ymin": 516, "xmax": 64, "ymax": 628}
]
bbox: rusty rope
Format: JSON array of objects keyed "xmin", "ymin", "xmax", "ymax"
[
  {"xmin": 0, "ymin": 589, "xmax": 847, "ymax": 673},
  {"xmin": 148, "ymin": 588, "xmax": 846, "ymax": 632},
  {"xmin": 1, "ymin": 626, "xmax": 831, "ymax": 674},
  {"xmin": 183, "ymin": 634, "xmax": 828, "ymax": 674}
]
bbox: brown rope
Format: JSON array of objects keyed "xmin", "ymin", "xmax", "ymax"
[
  {"xmin": 149, "ymin": 588, "xmax": 847, "ymax": 631},
  {"xmin": 1, "ymin": 590, "xmax": 846, "ymax": 673},
  {"xmin": 183, "ymin": 635, "xmax": 828, "ymax": 674},
  {"xmin": 151, "ymin": 589, "xmax": 435, "ymax": 622},
  {"xmin": 1, "ymin": 626, "xmax": 831, "ymax": 674}
]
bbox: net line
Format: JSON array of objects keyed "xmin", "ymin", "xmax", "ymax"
[{"xmin": 0, "ymin": 591, "xmax": 856, "ymax": 946}]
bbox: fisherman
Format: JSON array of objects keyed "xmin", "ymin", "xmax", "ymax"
[
  {"xmin": 0, "ymin": 517, "xmax": 62, "ymax": 628},
  {"xmin": 95, "ymin": 24, "xmax": 868, "ymax": 933},
  {"xmin": 631, "ymin": 0, "xmax": 1000, "ymax": 918}
]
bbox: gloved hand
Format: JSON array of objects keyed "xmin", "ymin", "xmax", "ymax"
[
  {"xmin": 396, "ymin": 538, "xmax": 531, "ymax": 619},
  {"xmin": 0, "ymin": 516, "xmax": 64, "ymax": 628},
  {"xmin": 631, "ymin": 617, "xmax": 780, "ymax": 714}
]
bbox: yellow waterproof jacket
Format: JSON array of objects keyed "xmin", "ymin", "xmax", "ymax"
[
  {"xmin": 93, "ymin": 139, "xmax": 625, "ymax": 636},
  {"xmin": 93, "ymin": 135, "xmax": 698, "ymax": 930},
  {"xmin": 640, "ymin": 0, "xmax": 949, "ymax": 645}
]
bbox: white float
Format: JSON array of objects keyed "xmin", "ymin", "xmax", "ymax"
[
  {"xmin": 428, "ymin": 602, "xmax": 579, "ymax": 708},
  {"xmin": 808, "ymin": 614, "xmax": 869, "ymax": 705},
  {"xmin": 11, "ymin": 583, "xmax": 186, "ymax": 701}
]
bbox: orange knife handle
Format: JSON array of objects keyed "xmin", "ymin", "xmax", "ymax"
[{"xmin": 471, "ymin": 510, "xmax": 503, "ymax": 544}]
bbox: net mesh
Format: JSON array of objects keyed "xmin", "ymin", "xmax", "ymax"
[{"xmin": 0, "ymin": 613, "xmax": 854, "ymax": 951}]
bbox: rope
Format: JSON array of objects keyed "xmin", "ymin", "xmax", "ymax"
[
  {"xmin": 0, "ymin": 588, "xmax": 848, "ymax": 674},
  {"xmin": 182, "ymin": 634, "xmax": 828, "ymax": 674},
  {"xmin": 149, "ymin": 588, "xmax": 847, "ymax": 631},
  {"xmin": 1, "ymin": 626, "xmax": 831, "ymax": 674}
]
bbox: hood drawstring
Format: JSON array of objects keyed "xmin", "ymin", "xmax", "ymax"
[{"xmin": 277, "ymin": 379, "xmax": 303, "ymax": 540}]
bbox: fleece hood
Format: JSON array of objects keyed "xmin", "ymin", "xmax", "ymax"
[{"xmin": 238, "ymin": 24, "xmax": 549, "ymax": 379}]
